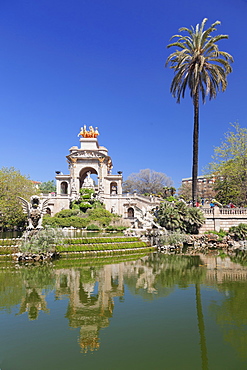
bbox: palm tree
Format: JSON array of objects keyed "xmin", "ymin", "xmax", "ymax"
[{"xmin": 166, "ymin": 18, "xmax": 233, "ymax": 206}]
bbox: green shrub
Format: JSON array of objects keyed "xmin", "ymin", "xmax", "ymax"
[
  {"xmin": 71, "ymin": 201, "xmax": 80, "ymax": 210},
  {"xmin": 79, "ymin": 202, "xmax": 92, "ymax": 211},
  {"xmin": 166, "ymin": 196, "xmax": 177, "ymax": 202},
  {"xmin": 55, "ymin": 218, "xmax": 73, "ymax": 227},
  {"xmin": 80, "ymin": 188, "xmax": 94, "ymax": 196},
  {"xmin": 161, "ymin": 231, "xmax": 189, "ymax": 246},
  {"xmin": 86, "ymin": 224, "xmax": 101, "ymax": 231},
  {"xmin": 204, "ymin": 229, "xmax": 227, "ymax": 241},
  {"xmin": 55, "ymin": 209, "xmax": 80, "ymax": 218},
  {"xmin": 43, "ymin": 215, "xmax": 89, "ymax": 228},
  {"xmin": 87, "ymin": 207, "xmax": 114, "ymax": 218},
  {"xmin": 69, "ymin": 217, "xmax": 89, "ymax": 228},
  {"xmin": 228, "ymin": 223, "xmax": 247, "ymax": 241},
  {"xmin": 92, "ymin": 200, "xmax": 105, "ymax": 209},
  {"xmin": 42, "ymin": 216, "xmax": 60, "ymax": 227},
  {"xmin": 157, "ymin": 201, "xmax": 205, "ymax": 234},
  {"xmin": 105, "ymin": 226, "xmax": 127, "ymax": 231},
  {"xmin": 186, "ymin": 207, "xmax": 205, "ymax": 234}
]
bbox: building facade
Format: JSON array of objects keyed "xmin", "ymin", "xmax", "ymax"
[{"xmin": 181, "ymin": 175, "xmax": 217, "ymax": 200}]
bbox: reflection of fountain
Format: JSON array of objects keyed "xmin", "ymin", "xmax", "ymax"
[
  {"xmin": 15, "ymin": 266, "xmax": 53, "ymax": 320},
  {"xmin": 17, "ymin": 287, "xmax": 49, "ymax": 320},
  {"xmin": 3, "ymin": 254, "xmax": 247, "ymax": 361},
  {"xmin": 78, "ymin": 326, "xmax": 100, "ymax": 352},
  {"xmin": 55, "ymin": 265, "xmax": 124, "ymax": 352},
  {"xmin": 53, "ymin": 256, "xmax": 206, "ymax": 351}
]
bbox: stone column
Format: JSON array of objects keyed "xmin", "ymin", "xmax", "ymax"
[
  {"xmin": 98, "ymin": 157, "xmax": 105, "ymax": 195},
  {"xmin": 213, "ymin": 206, "xmax": 221, "ymax": 232}
]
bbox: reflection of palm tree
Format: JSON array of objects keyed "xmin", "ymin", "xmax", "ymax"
[{"xmin": 195, "ymin": 283, "xmax": 208, "ymax": 370}]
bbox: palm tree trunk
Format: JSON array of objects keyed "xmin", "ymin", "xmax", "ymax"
[{"xmin": 192, "ymin": 90, "xmax": 199, "ymax": 207}]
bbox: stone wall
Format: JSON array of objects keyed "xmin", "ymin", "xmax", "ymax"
[{"xmin": 41, "ymin": 194, "xmax": 70, "ymax": 215}]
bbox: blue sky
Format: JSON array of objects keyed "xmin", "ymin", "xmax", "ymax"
[{"xmin": 0, "ymin": 0, "xmax": 246, "ymax": 189}]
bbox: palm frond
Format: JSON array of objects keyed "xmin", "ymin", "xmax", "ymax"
[{"xmin": 166, "ymin": 18, "xmax": 233, "ymax": 101}]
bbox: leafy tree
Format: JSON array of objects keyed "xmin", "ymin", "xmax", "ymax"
[
  {"xmin": 166, "ymin": 18, "xmax": 233, "ymax": 206},
  {"xmin": 123, "ymin": 168, "xmax": 173, "ymax": 195},
  {"xmin": 39, "ymin": 180, "xmax": 56, "ymax": 193},
  {"xmin": 207, "ymin": 123, "xmax": 247, "ymax": 206},
  {"xmin": 0, "ymin": 167, "xmax": 38, "ymax": 230},
  {"xmin": 178, "ymin": 182, "xmax": 192, "ymax": 202}
]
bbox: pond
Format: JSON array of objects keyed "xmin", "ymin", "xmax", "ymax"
[{"xmin": 1, "ymin": 252, "xmax": 247, "ymax": 369}]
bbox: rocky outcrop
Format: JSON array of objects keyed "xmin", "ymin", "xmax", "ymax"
[
  {"xmin": 13, "ymin": 251, "xmax": 59, "ymax": 262},
  {"xmin": 184, "ymin": 234, "xmax": 247, "ymax": 254}
]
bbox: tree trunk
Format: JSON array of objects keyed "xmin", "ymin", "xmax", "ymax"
[
  {"xmin": 195, "ymin": 283, "xmax": 208, "ymax": 369},
  {"xmin": 192, "ymin": 91, "xmax": 199, "ymax": 207}
]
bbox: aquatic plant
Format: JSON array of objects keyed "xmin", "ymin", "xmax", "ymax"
[
  {"xmin": 160, "ymin": 231, "xmax": 189, "ymax": 246},
  {"xmin": 19, "ymin": 226, "xmax": 64, "ymax": 254}
]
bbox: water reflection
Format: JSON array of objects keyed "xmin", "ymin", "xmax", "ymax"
[
  {"xmin": 55, "ymin": 264, "xmax": 124, "ymax": 352},
  {"xmin": 209, "ymin": 280, "xmax": 247, "ymax": 360},
  {"xmin": 1, "ymin": 253, "xmax": 247, "ymax": 364}
]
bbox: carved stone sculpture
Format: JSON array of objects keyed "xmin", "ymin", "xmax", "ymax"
[
  {"xmin": 82, "ymin": 171, "xmax": 94, "ymax": 188},
  {"xmin": 133, "ymin": 206, "xmax": 161, "ymax": 230},
  {"xmin": 18, "ymin": 195, "xmax": 49, "ymax": 230},
  {"xmin": 78, "ymin": 125, "xmax": 99, "ymax": 138}
]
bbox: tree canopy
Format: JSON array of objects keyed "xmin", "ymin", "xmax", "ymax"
[
  {"xmin": 207, "ymin": 123, "xmax": 247, "ymax": 206},
  {"xmin": 39, "ymin": 180, "xmax": 56, "ymax": 193},
  {"xmin": 166, "ymin": 18, "xmax": 233, "ymax": 206},
  {"xmin": 122, "ymin": 169, "xmax": 173, "ymax": 195},
  {"xmin": 0, "ymin": 167, "xmax": 38, "ymax": 230}
]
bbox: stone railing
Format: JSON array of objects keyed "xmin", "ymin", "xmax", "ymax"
[{"xmin": 200, "ymin": 207, "xmax": 247, "ymax": 232}]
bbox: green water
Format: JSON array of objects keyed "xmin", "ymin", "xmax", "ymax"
[{"xmin": 1, "ymin": 253, "xmax": 247, "ymax": 369}]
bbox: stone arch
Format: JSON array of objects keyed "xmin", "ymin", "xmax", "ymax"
[
  {"xmin": 79, "ymin": 167, "xmax": 98, "ymax": 188},
  {"xmin": 127, "ymin": 207, "xmax": 134, "ymax": 218},
  {"xmin": 61, "ymin": 181, "xmax": 68, "ymax": 195},
  {"xmin": 110, "ymin": 182, "xmax": 118, "ymax": 195},
  {"xmin": 46, "ymin": 207, "xmax": 51, "ymax": 215}
]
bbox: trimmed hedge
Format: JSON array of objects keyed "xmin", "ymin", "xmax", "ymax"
[
  {"xmin": 56, "ymin": 241, "xmax": 149, "ymax": 252},
  {"xmin": 0, "ymin": 239, "xmax": 21, "ymax": 247},
  {"xmin": 64, "ymin": 237, "xmax": 140, "ymax": 244},
  {"xmin": 0, "ymin": 246, "xmax": 19, "ymax": 255}
]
